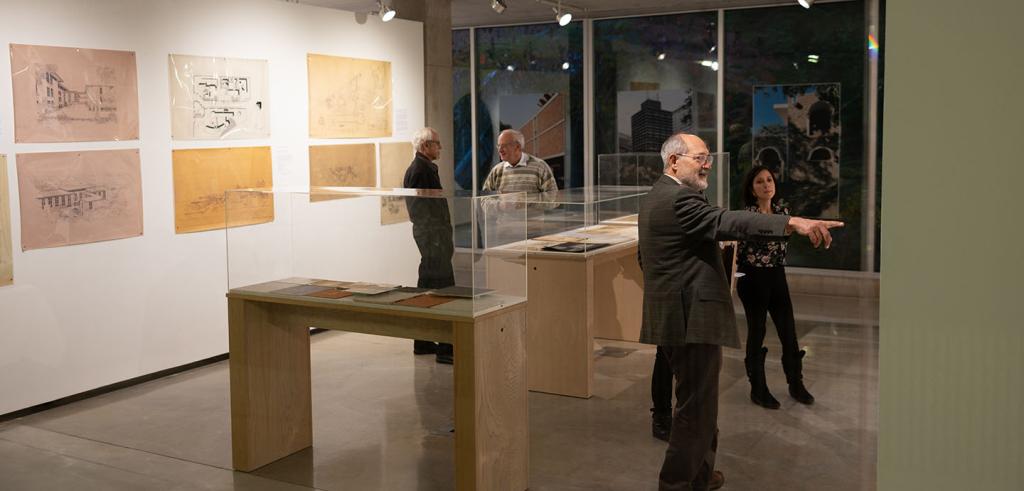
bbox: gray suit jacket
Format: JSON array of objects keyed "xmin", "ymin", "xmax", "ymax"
[{"xmin": 638, "ymin": 175, "xmax": 789, "ymax": 348}]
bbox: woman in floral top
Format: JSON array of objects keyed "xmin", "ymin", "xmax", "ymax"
[{"xmin": 736, "ymin": 165, "xmax": 814, "ymax": 409}]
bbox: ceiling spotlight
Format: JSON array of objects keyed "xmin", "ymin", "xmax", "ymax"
[
  {"xmin": 378, "ymin": 0, "xmax": 396, "ymax": 21},
  {"xmin": 491, "ymin": 0, "xmax": 507, "ymax": 14},
  {"xmin": 506, "ymin": 65, "xmax": 515, "ymax": 72},
  {"xmin": 554, "ymin": 8, "xmax": 572, "ymax": 26},
  {"xmin": 798, "ymin": 0, "xmax": 814, "ymax": 8},
  {"xmin": 656, "ymin": 52, "xmax": 666, "ymax": 61},
  {"xmin": 807, "ymin": 54, "xmax": 820, "ymax": 63},
  {"xmin": 561, "ymin": 62, "xmax": 570, "ymax": 70}
]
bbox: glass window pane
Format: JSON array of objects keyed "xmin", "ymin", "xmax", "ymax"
[
  {"xmin": 452, "ymin": 29, "xmax": 472, "ymax": 191},
  {"xmin": 725, "ymin": 2, "xmax": 867, "ymax": 270},
  {"xmin": 594, "ymin": 11, "xmax": 720, "ymax": 165},
  {"xmin": 474, "ymin": 23, "xmax": 584, "ymax": 191}
]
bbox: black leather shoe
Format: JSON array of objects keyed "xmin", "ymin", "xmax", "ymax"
[
  {"xmin": 709, "ymin": 470, "xmax": 725, "ymax": 490},
  {"xmin": 435, "ymin": 343, "xmax": 453, "ymax": 364},
  {"xmin": 413, "ymin": 340, "xmax": 437, "ymax": 355},
  {"xmin": 651, "ymin": 412, "xmax": 671, "ymax": 442}
]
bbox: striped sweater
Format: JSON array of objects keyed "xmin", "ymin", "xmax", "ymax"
[{"xmin": 481, "ymin": 153, "xmax": 558, "ymax": 195}]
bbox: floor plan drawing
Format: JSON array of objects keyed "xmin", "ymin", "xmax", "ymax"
[
  {"xmin": 16, "ymin": 150, "xmax": 143, "ymax": 250},
  {"xmin": 169, "ymin": 55, "xmax": 269, "ymax": 140},
  {"xmin": 11, "ymin": 44, "xmax": 139, "ymax": 143}
]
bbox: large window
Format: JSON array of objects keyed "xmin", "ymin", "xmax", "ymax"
[
  {"xmin": 473, "ymin": 23, "xmax": 584, "ymax": 190},
  {"xmin": 725, "ymin": 2, "xmax": 867, "ymax": 270},
  {"xmin": 454, "ymin": 1, "xmax": 879, "ymax": 271},
  {"xmin": 594, "ymin": 12, "xmax": 719, "ymax": 159},
  {"xmin": 452, "ymin": 29, "xmax": 472, "ymax": 191}
]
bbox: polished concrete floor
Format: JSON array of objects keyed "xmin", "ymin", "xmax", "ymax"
[{"xmin": 0, "ymin": 296, "xmax": 877, "ymax": 490}]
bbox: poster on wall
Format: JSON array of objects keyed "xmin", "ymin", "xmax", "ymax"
[
  {"xmin": 308, "ymin": 143, "xmax": 376, "ymax": 201},
  {"xmin": 1, "ymin": 155, "xmax": 13, "ymax": 285},
  {"xmin": 172, "ymin": 147, "xmax": 274, "ymax": 233},
  {"xmin": 16, "ymin": 149, "xmax": 143, "ymax": 251},
  {"xmin": 752, "ymin": 83, "xmax": 841, "ymax": 218},
  {"xmin": 168, "ymin": 54, "xmax": 269, "ymax": 140},
  {"xmin": 307, "ymin": 54, "xmax": 392, "ymax": 138},
  {"xmin": 10, "ymin": 43, "xmax": 139, "ymax": 143},
  {"xmin": 379, "ymin": 142, "xmax": 413, "ymax": 225}
]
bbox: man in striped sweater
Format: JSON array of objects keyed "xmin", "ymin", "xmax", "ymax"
[{"xmin": 482, "ymin": 129, "xmax": 558, "ymax": 195}]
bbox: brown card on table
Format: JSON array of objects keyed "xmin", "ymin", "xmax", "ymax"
[
  {"xmin": 395, "ymin": 294, "xmax": 457, "ymax": 308},
  {"xmin": 305, "ymin": 289, "xmax": 353, "ymax": 299}
]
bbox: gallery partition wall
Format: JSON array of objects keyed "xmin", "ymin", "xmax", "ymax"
[{"xmin": 455, "ymin": 0, "xmax": 882, "ymax": 272}]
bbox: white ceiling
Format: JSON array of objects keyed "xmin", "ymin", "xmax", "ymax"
[{"xmin": 297, "ymin": 0, "xmax": 806, "ymax": 28}]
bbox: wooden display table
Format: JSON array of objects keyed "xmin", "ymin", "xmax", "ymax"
[
  {"xmin": 488, "ymin": 221, "xmax": 644, "ymax": 398},
  {"xmin": 226, "ymin": 283, "xmax": 528, "ymax": 490}
]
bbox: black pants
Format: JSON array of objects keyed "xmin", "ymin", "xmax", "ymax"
[
  {"xmin": 652, "ymin": 346, "xmax": 673, "ymax": 413},
  {"xmin": 736, "ymin": 266, "xmax": 798, "ymax": 361},
  {"xmin": 658, "ymin": 343, "xmax": 721, "ymax": 491}
]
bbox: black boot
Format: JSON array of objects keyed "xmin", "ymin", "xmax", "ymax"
[
  {"xmin": 651, "ymin": 409, "xmax": 671, "ymax": 442},
  {"xmin": 744, "ymin": 347, "xmax": 780, "ymax": 409},
  {"xmin": 783, "ymin": 349, "xmax": 815, "ymax": 405}
]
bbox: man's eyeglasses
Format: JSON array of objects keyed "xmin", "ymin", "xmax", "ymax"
[
  {"xmin": 425, "ymin": 139, "xmax": 441, "ymax": 146},
  {"xmin": 496, "ymin": 142, "xmax": 518, "ymax": 150},
  {"xmin": 675, "ymin": 153, "xmax": 714, "ymax": 165}
]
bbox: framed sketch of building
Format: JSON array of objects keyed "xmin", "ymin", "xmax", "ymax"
[
  {"xmin": 307, "ymin": 54, "xmax": 392, "ymax": 138},
  {"xmin": 1, "ymin": 155, "xmax": 13, "ymax": 285},
  {"xmin": 16, "ymin": 150, "xmax": 143, "ymax": 251},
  {"xmin": 308, "ymin": 143, "xmax": 376, "ymax": 201},
  {"xmin": 10, "ymin": 44, "xmax": 139, "ymax": 143},
  {"xmin": 168, "ymin": 54, "xmax": 269, "ymax": 140},
  {"xmin": 379, "ymin": 141, "xmax": 413, "ymax": 225},
  {"xmin": 172, "ymin": 147, "xmax": 274, "ymax": 234},
  {"xmin": 752, "ymin": 83, "xmax": 841, "ymax": 218}
]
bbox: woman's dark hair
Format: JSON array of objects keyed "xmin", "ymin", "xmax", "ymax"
[{"xmin": 742, "ymin": 165, "xmax": 778, "ymax": 207}]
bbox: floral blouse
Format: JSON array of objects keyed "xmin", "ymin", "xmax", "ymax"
[{"xmin": 738, "ymin": 202, "xmax": 789, "ymax": 268}]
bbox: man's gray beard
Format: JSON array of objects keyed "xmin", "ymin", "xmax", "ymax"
[{"xmin": 681, "ymin": 176, "xmax": 709, "ymax": 191}]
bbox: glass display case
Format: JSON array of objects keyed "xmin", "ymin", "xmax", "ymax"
[
  {"xmin": 225, "ymin": 187, "xmax": 527, "ymax": 317},
  {"xmin": 481, "ymin": 185, "xmax": 646, "ymax": 254}
]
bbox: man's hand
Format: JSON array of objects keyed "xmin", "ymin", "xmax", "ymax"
[{"xmin": 785, "ymin": 217, "xmax": 845, "ymax": 249}]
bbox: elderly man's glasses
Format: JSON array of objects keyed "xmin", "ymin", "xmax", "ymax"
[
  {"xmin": 496, "ymin": 142, "xmax": 519, "ymax": 150},
  {"xmin": 425, "ymin": 139, "xmax": 440, "ymax": 146},
  {"xmin": 675, "ymin": 153, "xmax": 714, "ymax": 165}
]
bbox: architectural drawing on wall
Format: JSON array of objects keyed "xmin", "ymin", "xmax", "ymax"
[
  {"xmin": 16, "ymin": 150, "xmax": 143, "ymax": 251},
  {"xmin": 168, "ymin": 54, "xmax": 269, "ymax": 140},
  {"xmin": 379, "ymin": 142, "xmax": 413, "ymax": 225},
  {"xmin": 752, "ymin": 83, "xmax": 841, "ymax": 218},
  {"xmin": 10, "ymin": 44, "xmax": 139, "ymax": 143},
  {"xmin": 308, "ymin": 54, "xmax": 392, "ymax": 138},
  {"xmin": 1, "ymin": 156, "xmax": 13, "ymax": 285},
  {"xmin": 172, "ymin": 147, "xmax": 274, "ymax": 233},
  {"xmin": 309, "ymin": 143, "xmax": 376, "ymax": 202}
]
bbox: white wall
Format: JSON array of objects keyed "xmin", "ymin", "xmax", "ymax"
[{"xmin": 0, "ymin": 0, "xmax": 425, "ymax": 415}]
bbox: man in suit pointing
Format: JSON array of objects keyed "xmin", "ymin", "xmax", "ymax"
[{"xmin": 639, "ymin": 132, "xmax": 842, "ymax": 490}]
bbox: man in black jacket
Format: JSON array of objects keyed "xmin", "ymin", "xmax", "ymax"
[
  {"xmin": 639, "ymin": 132, "xmax": 842, "ymax": 490},
  {"xmin": 404, "ymin": 127, "xmax": 455, "ymax": 364}
]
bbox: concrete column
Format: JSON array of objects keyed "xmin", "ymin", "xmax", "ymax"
[{"xmin": 395, "ymin": 0, "xmax": 455, "ymax": 191}]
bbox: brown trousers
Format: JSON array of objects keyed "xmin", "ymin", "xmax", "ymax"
[{"xmin": 658, "ymin": 343, "xmax": 722, "ymax": 491}]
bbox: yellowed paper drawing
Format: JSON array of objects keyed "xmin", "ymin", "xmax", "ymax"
[
  {"xmin": 168, "ymin": 54, "xmax": 269, "ymax": 140},
  {"xmin": 1, "ymin": 156, "xmax": 13, "ymax": 285},
  {"xmin": 172, "ymin": 147, "xmax": 274, "ymax": 234},
  {"xmin": 307, "ymin": 54, "xmax": 392, "ymax": 138},
  {"xmin": 309, "ymin": 144, "xmax": 376, "ymax": 202},
  {"xmin": 379, "ymin": 142, "xmax": 413, "ymax": 225},
  {"xmin": 16, "ymin": 149, "xmax": 143, "ymax": 251},
  {"xmin": 10, "ymin": 44, "xmax": 139, "ymax": 143}
]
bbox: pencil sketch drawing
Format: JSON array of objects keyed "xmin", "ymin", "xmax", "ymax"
[
  {"xmin": 308, "ymin": 54, "xmax": 392, "ymax": 138},
  {"xmin": 16, "ymin": 150, "xmax": 143, "ymax": 250},
  {"xmin": 11, "ymin": 44, "xmax": 139, "ymax": 143}
]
